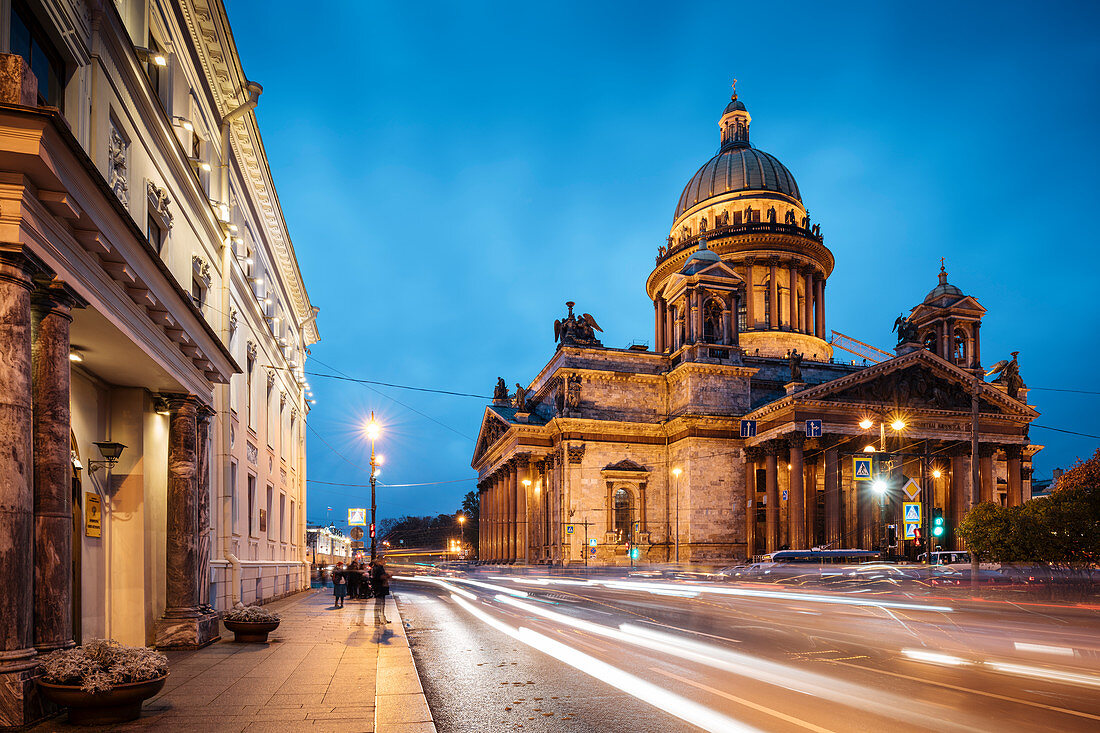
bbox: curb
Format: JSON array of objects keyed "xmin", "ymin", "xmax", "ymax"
[{"xmin": 374, "ymin": 594, "xmax": 437, "ymax": 733}]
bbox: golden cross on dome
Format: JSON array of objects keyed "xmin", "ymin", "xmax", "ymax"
[
  {"xmin": 940, "ymin": 257, "xmax": 946, "ymax": 270},
  {"xmin": 731, "ymin": 78, "xmax": 738, "ymax": 99}
]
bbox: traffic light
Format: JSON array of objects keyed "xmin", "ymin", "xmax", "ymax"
[
  {"xmin": 886, "ymin": 524, "xmax": 897, "ymax": 547},
  {"xmin": 932, "ymin": 508, "xmax": 945, "ymax": 537},
  {"xmin": 913, "ymin": 526, "xmax": 922, "ymax": 543}
]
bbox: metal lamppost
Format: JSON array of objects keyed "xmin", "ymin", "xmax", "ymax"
[
  {"xmin": 365, "ymin": 413, "xmax": 383, "ymax": 562},
  {"xmin": 457, "ymin": 513, "xmax": 466, "ymax": 559},
  {"xmin": 671, "ymin": 467, "xmax": 683, "ymax": 563}
]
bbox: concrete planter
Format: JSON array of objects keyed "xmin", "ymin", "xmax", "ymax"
[
  {"xmin": 37, "ymin": 674, "xmax": 168, "ymax": 725},
  {"xmin": 223, "ymin": 619, "xmax": 280, "ymax": 643}
]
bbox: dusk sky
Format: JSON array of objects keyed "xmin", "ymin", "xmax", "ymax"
[{"xmin": 226, "ymin": 1, "xmax": 1100, "ymax": 528}]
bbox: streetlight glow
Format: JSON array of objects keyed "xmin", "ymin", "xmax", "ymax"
[
  {"xmin": 891, "ymin": 419, "xmax": 906, "ymax": 431},
  {"xmin": 932, "ymin": 469, "xmax": 942, "ymax": 479},
  {"xmin": 671, "ymin": 467, "xmax": 682, "ymax": 477},
  {"xmin": 365, "ymin": 419, "xmax": 381, "ymax": 441},
  {"xmin": 863, "ymin": 444, "xmax": 876, "ymax": 453},
  {"xmin": 859, "ymin": 418, "xmax": 874, "ymax": 430},
  {"xmin": 872, "ymin": 480, "xmax": 887, "ymax": 495}
]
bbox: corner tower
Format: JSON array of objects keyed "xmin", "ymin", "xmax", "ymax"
[{"xmin": 647, "ymin": 85, "xmax": 835, "ymax": 360}]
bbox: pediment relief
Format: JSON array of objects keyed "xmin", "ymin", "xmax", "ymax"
[
  {"xmin": 693, "ymin": 260, "xmax": 743, "ymax": 283},
  {"xmin": 602, "ymin": 459, "xmax": 648, "ymax": 473},
  {"xmin": 472, "ymin": 409, "xmax": 513, "ymax": 465}
]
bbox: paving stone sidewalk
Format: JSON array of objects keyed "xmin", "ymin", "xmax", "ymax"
[{"xmin": 32, "ymin": 588, "xmax": 436, "ymax": 733}]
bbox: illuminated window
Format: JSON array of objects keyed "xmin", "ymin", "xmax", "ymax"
[
  {"xmin": 613, "ymin": 488, "xmax": 631, "ymax": 544},
  {"xmin": 147, "ymin": 214, "xmax": 163, "ymax": 254},
  {"xmin": 10, "ymin": 3, "xmax": 65, "ymax": 108}
]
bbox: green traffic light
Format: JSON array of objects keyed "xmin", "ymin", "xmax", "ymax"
[{"xmin": 932, "ymin": 526, "xmax": 944, "ymax": 537}]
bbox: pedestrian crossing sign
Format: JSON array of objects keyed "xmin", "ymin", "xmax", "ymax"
[
  {"xmin": 853, "ymin": 457, "xmax": 872, "ymax": 481},
  {"xmin": 588, "ymin": 538, "xmax": 598, "ymax": 547},
  {"xmin": 903, "ymin": 502, "xmax": 921, "ymax": 524},
  {"xmin": 566, "ymin": 524, "xmax": 574, "ymax": 534},
  {"xmin": 904, "ymin": 523, "xmax": 918, "ymax": 540}
]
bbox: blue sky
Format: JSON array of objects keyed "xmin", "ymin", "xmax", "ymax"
[{"xmin": 226, "ymin": 1, "xmax": 1100, "ymax": 527}]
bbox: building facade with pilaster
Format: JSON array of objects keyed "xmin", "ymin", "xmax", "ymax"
[
  {"xmin": 472, "ymin": 89, "xmax": 1038, "ymax": 567},
  {"xmin": 0, "ymin": 1, "xmax": 316, "ymax": 726}
]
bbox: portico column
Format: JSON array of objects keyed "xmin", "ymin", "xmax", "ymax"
[
  {"xmin": 195, "ymin": 405, "xmax": 215, "ymax": 610},
  {"xmin": 744, "ymin": 258, "xmax": 756, "ymax": 329},
  {"xmin": 815, "ymin": 277, "xmax": 826, "ymax": 338},
  {"xmin": 950, "ymin": 450, "xmax": 968, "ymax": 550},
  {"xmin": 693, "ymin": 289, "xmax": 703, "ymax": 344},
  {"xmin": 31, "ymin": 281, "xmax": 85, "ymax": 654},
  {"xmin": 972, "ymin": 321, "xmax": 982, "ymax": 370},
  {"xmin": 655, "ymin": 299, "xmax": 666, "ymax": 352},
  {"xmin": 516, "ymin": 456, "xmax": 529, "ymax": 563},
  {"xmin": 765, "ymin": 442, "xmax": 780, "ymax": 553},
  {"xmin": 768, "ymin": 259, "xmax": 779, "ymax": 329},
  {"xmin": 1006, "ymin": 446, "xmax": 1023, "ymax": 507},
  {"xmin": 493, "ymin": 472, "xmax": 502, "ymax": 561},
  {"xmin": 788, "ymin": 262, "xmax": 799, "ymax": 331},
  {"xmin": 824, "ymin": 445, "xmax": 840, "ymax": 547},
  {"xmin": 979, "ymin": 446, "xmax": 995, "ymax": 504},
  {"xmin": 743, "ymin": 448, "xmax": 761, "ymax": 559},
  {"xmin": 508, "ymin": 463, "xmax": 517, "ymax": 560},
  {"xmin": 788, "ymin": 435, "xmax": 806, "ymax": 549},
  {"xmin": 0, "ymin": 246, "xmax": 45, "ymax": 726},
  {"xmin": 156, "ymin": 394, "xmax": 219, "ymax": 648}
]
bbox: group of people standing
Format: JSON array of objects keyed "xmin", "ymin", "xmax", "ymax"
[{"xmin": 332, "ymin": 560, "xmax": 391, "ymax": 624}]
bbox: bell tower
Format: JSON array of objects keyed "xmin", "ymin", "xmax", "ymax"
[{"xmin": 906, "ymin": 260, "xmax": 986, "ymax": 374}]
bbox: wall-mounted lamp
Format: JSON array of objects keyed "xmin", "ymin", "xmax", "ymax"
[
  {"xmin": 172, "ymin": 116, "xmax": 195, "ymax": 132},
  {"xmin": 89, "ymin": 441, "xmax": 127, "ymax": 473},
  {"xmin": 69, "ymin": 349, "xmax": 84, "ymax": 363},
  {"xmin": 188, "ymin": 157, "xmax": 211, "ymax": 172},
  {"xmin": 155, "ymin": 397, "xmax": 171, "ymax": 416},
  {"xmin": 134, "ymin": 46, "xmax": 167, "ymax": 66}
]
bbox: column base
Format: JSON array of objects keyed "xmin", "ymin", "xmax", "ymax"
[
  {"xmin": 0, "ymin": 662, "xmax": 55, "ymax": 728},
  {"xmin": 154, "ymin": 610, "xmax": 220, "ymax": 650}
]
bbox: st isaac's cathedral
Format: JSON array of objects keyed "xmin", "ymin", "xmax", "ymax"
[{"xmin": 472, "ymin": 88, "xmax": 1039, "ymax": 565}]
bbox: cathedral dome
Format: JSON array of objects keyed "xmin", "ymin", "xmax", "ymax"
[
  {"xmin": 674, "ymin": 146, "xmax": 801, "ymax": 221},
  {"xmin": 924, "ymin": 263, "xmax": 964, "ymax": 302}
]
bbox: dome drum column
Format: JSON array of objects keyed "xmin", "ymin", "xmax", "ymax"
[
  {"xmin": 788, "ymin": 261, "xmax": 799, "ymax": 333},
  {"xmin": 744, "ymin": 258, "xmax": 757, "ymax": 329},
  {"xmin": 768, "ymin": 259, "xmax": 779, "ymax": 329}
]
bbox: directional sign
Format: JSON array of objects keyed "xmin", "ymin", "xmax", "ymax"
[
  {"xmin": 805, "ymin": 419, "xmax": 822, "ymax": 438},
  {"xmin": 904, "ymin": 523, "xmax": 918, "ymax": 540},
  {"xmin": 566, "ymin": 524, "xmax": 575, "ymax": 535},
  {"xmin": 782, "ymin": 490, "xmax": 788, "ymax": 501},
  {"xmin": 902, "ymin": 478, "xmax": 922, "ymax": 500},
  {"xmin": 903, "ymin": 502, "xmax": 922, "ymax": 524},
  {"xmin": 348, "ymin": 508, "xmax": 367, "ymax": 526},
  {"xmin": 588, "ymin": 538, "xmax": 598, "ymax": 547},
  {"xmin": 853, "ymin": 457, "xmax": 873, "ymax": 481},
  {"xmin": 740, "ymin": 419, "xmax": 757, "ymax": 438}
]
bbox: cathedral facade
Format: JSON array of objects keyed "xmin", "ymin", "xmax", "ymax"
[{"xmin": 472, "ymin": 89, "xmax": 1039, "ymax": 566}]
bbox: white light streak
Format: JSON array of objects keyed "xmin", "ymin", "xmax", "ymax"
[
  {"xmin": 1013, "ymin": 642, "xmax": 1074, "ymax": 657},
  {"xmin": 986, "ymin": 661, "xmax": 1100, "ymax": 689},
  {"xmin": 900, "ymin": 648, "xmax": 969, "ymax": 667}
]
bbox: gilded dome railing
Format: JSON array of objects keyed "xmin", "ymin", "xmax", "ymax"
[{"xmin": 657, "ymin": 222, "xmax": 823, "ymax": 264}]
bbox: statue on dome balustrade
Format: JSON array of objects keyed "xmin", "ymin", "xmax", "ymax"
[
  {"xmin": 554, "ymin": 301, "xmax": 603, "ymax": 347},
  {"xmin": 893, "ymin": 313, "xmax": 920, "ymax": 345}
]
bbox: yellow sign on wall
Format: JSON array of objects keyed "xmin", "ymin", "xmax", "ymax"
[
  {"xmin": 85, "ymin": 493, "xmax": 101, "ymax": 537},
  {"xmin": 348, "ymin": 508, "xmax": 367, "ymax": 526}
]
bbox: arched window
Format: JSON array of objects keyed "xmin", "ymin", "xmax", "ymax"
[
  {"xmin": 922, "ymin": 330, "xmax": 938, "ymax": 355},
  {"xmin": 737, "ymin": 296, "xmax": 747, "ymax": 332},
  {"xmin": 613, "ymin": 488, "xmax": 631, "ymax": 544},
  {"xmin": 953, "ymin": 329, "xmax": 968, "ymax": 364},
  {"xmin": 762, "ymin": 278, "xmax": 771, "ymax": 328},
  {"xmin": 703, "ymin": 299, "xmax": 723, "ymax": 343}
]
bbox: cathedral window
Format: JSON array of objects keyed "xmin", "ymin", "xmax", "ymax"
[
  {"xmin": 953, "ymin": 329, "xmax": 968, "ymax": 364},
  {"xmin": 737, "ymin": 297, "xmax": 747, "ymax": 332},
  {"xmin": 922, "ymin": 330, "xmax": 938, "ymax": 355},
  {"xmin": 613, "ymin": 488, "xmax": 631, "ymax": 544}
]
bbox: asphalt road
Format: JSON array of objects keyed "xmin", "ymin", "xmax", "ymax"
[{"xmin": 394, "ymin": 571, "xmax": 1100, "ymax": 732}]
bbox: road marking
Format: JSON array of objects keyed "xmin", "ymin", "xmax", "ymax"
[
  {"xmin": 656, "ymin": 669, "xmax": 838, "ymax": 733},
  {"xmin": 827, "ymin": 659, "xmax": 1100, "ymax": 722}
]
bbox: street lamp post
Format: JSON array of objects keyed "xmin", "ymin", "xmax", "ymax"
[
  {"xmin": 365, "ymin": 412, "xmax": 382, "ymax": 562},
  {"xmin": 859, "ymin": 416, "xmax": 905, "ymax": 553},
  {"xmin": 457, "ymin": 513, "xmax": 466, "ymax": 558}
]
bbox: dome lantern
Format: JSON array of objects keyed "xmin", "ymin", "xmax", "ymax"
[{"xmin": 720, "ymin": 80, "xmax": 750, "ymax": 148}]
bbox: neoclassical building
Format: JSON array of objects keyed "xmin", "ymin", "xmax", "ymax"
[
  {"xmin": 472, "ymin": 88, "xmax": 1039, "ymax": 567},
  {"xmin": 0, "ymin": 1, "xmax": 316, "ymax": 725}
]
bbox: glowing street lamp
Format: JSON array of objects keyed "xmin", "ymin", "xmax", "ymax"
[
  {"xmin": 364, "ymin": 412, "xmax": 383, "ymax": 561},
  {"xmin": 457, "ymin": 513, "xmax": 467, "ymax": 557}
]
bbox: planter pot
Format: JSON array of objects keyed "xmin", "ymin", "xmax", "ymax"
[
  {"xmin": 37, "ymin": 675, "xmax": 168, "ymax": 726},
  {"xmin": 223, "ymin": 619, "xmax": 280, "ymax": 642}
]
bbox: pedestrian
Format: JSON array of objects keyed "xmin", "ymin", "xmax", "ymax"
[
  {"xmin": 332, "ymin": 562, "xmax": 347, "ymax": 608},
  {"xmin": 347, "ymin": 560, "xmax": 361, "ymax": 600},
  {"xmin": 370, "ymin": 560, "xmax": 391, "ymax": 625}
]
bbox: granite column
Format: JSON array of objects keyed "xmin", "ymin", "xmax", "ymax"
[
  {"xmin": 824, "ymin": 445, "xmax": 840, "ymax": 547},
  {"xmin": 765, "ymin": 443, "xmax": 779, "ymax": 554},
  {"xmin": 788, "ymin": 435, "xmax": 806, "ymax": 549}
]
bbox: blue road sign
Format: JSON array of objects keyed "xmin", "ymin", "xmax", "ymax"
[
  {"xmin": 853, "ymin": 457, "xmax": 872, "ymax": 481},
  {"xmin": 805, "ymin": 419, "xmax": 822, "ymax": 438},
  {"xmin": 904, "ymin": 523, "xmax": 918, "ymax": 540},
  {"xmin": 782, "ymin": 490, "xmax": 788, "ymax": 501},
  {"xmin": 566, "ymin": 525, "xmax": 574, "ymax": 535},
  {"xmin": 740, "ymin": 419, "xmax": 757, "ymax": 438},
  {"xmin": 903, "ymin": 502, "xmax": 921, "ymax": 524},
  {"xmin": 588, "ymin": 538, "xmax": 597, "ymax": 547}
]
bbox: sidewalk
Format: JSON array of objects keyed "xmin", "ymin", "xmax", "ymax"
[{"xmin": 33, "ymin": 589, "xmax": 436, "ymax": 733}]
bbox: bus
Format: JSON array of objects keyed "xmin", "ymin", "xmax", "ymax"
[{"xmin": 761, "ymin": 549, "xmax": 881, "ymax": 564}]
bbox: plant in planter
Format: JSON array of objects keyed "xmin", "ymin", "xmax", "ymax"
[
  {"xmin": 222, "ymin": 604, "xmax": 281, "ymax": 642},
  {"xmin": 36, "ymin": 639, "xmax": 169, "ymax": 725}
]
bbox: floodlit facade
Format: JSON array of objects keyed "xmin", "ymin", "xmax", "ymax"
[
  {"xmin": 473, "ymin": 90, "xmax": 1039, "ymax": 567},
  {"xmin": 0, "ymin": 0, "xmax": 316, "ymax": 725}
]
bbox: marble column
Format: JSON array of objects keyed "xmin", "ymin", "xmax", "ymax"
[
  {"xmin": 31, "ymin": 281, "xmax": 84, "ymax": 655},
  {"xmin": 195, "ymin": 405, "xmax": 215, "ymax": 611},
  {"xmin": 492, "ymin": 473, "xmax": 501, "ymax": 561},
  {"xmin": 950, "ymin": 450, "xmax": 968, "ymax": 550},
  {"xmin": 507, "ymin": 464, "xmax": 517, "ymax": 561},
  {"xmin": 0, "ymin": 246, "xmax": 47, "ymax": 728},
  {"xmin": 815, "ymin": 277, "xmax": 826, "ymax": 338},
  {"xmin": 768, "ymin": 259, "xmax": 779, "ymax": 329},
  {"xmin": 743, "ymin": 448, "xmax": 760, "ymax": 559},
  {"xmin": 765, "ymin": 443, "xmax": 779, "ymax": 553},
  {"xmin": 155, "ymin": 394, "xmax": 219, "ymax": 649},
  {"xmin": 788, "ymin": 435, "xmax": 805, "ymax": 549},
  {"xmin": 1006, "ymin": 446, "xmax": 1023, "ymax": 508},
  {"xmin": 979, "ymin": 447, "xmax": 996, "ymax": 504},
  {"xmin": 788, "ymin": 262, "xmax": 799, "ymax": 331},
  {"xmin": 824, "ymin": 446, "xmax": 840, "ymax": 547},
  {"xmin": 744, "ymin": 259, "xmax": 756, "ymax": 329},
  {"xmin": 804, "ymin": 456, "xmax": 817, "ymax": 547},
  {"xmin": 803, "ymin": 269, "xmax": 814, "ymax": 334},
  {"xmin": 516, "ymin": 456, "xmax": 529, "ymax": 563}
]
